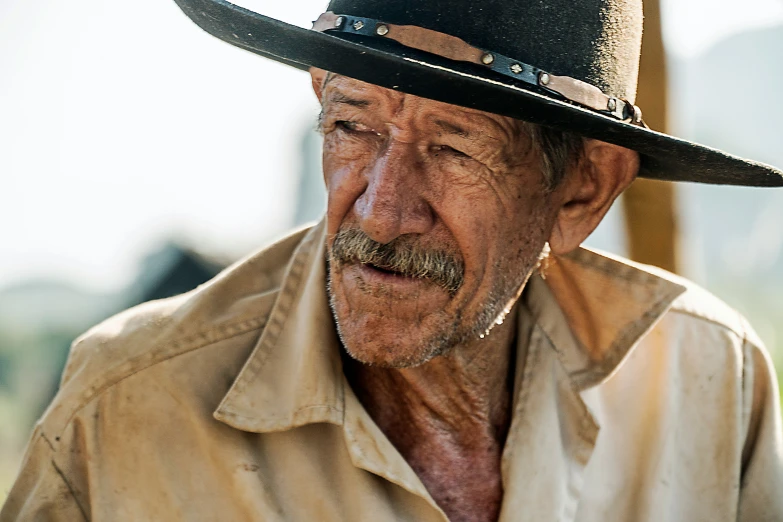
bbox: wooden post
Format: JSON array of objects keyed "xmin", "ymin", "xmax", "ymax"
[{"xmin": 621, "ymin": 0, "xmax": 680, "ymax": 273}]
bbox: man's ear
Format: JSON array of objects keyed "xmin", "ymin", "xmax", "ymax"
[
  {"xmin": 310, "ymin": 67, "xmax": 328, "ymax": 103},
  {"xmin": 548, "ymin": 139, "xmax": 639, "ymax": 255}
]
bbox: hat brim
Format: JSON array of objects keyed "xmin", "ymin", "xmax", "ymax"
[{"xmin": 173, "ymin": 0, "xmax": 783, "ymax": 187}]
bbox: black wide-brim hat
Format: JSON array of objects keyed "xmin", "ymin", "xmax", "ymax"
[{"xmin": 173, "ymin": 0, "xmax": 783, "ymax": 187}]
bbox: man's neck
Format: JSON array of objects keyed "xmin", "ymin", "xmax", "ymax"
[{"xmin": 342, "ymin": 311, "xmax": 518, "ymax": 522}]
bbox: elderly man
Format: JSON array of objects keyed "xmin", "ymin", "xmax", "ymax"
[{"xmin": 3, "ymin": 0, "xmax": 783, "ymax": 521}]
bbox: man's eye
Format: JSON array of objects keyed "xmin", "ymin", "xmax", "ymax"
[
  {"xmin": 433, "ymin": 144, "xmax": 470, "ymax": 159},
  {"xmin": 336, "ymin": 120, "xmax": 377, "ymax": 134},
  {"xmin": 336, "ymin": 120, "xmax": 357, "ymax": 131}
]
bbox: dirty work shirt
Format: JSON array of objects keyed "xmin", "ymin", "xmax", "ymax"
[{"xmin": 3, "ymin": 221, "xmax": 783, "ymax": 522}]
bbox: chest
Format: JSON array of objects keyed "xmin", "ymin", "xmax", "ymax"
[
  {"xmin": 406, "ymin": 448, "xmax": 505, "ymax": 522},
  {"xmin": 76, "ymin": 327, "xmax": 747, "ymax": 522},
  {"xmin": 84, "ymin": 421, "xmax": 445, "ymax": 522},
  {"xmin": 81, "ymin": 411, "xmax": 744, "ymax": 522}
]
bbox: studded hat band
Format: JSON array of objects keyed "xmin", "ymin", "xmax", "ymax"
[{"xmin": 312, "ymin": 12, "xmax": 644, "ymax": 126}]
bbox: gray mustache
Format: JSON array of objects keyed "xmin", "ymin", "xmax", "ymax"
[{"xmin": 330, "ymin": 228, "xmax": 465, "ymax": 294}]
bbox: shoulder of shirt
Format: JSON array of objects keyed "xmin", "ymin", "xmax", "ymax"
[
  {"xmin": 43, "ymin": 224, "xmax": 316, "ymax": 432},
  {"xmin": 578, "ymin": 246, "xmax": 766, "ymax": 350}
]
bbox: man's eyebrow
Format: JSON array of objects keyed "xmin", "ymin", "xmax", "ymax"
[
  {"xmin": 326, "ymin": 92, "xmax": 372, "ymax": 108},
  {"xmin": 434, "ymin": 119, "xmax": 471, "ymax": 138}
]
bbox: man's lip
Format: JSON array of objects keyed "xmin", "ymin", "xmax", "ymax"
[
  {"xmin": 347, "ymin": 263, "xmax": 432, "ymax": 290},
  {"xmin": 359, "ymin": 263, "xmax": 413, "ymax": 280},
  {"xmin": 337, "ymin": 263, "xmax": 451, "ymax": 309},
  {"xmin": 365, "ymin": 263, "xmax": 404, "ymax": 276}
]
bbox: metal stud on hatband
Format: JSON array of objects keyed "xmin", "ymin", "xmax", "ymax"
[
  {"xmin": 510, "ymin": 63, "xmax": 523, "ymax": 74},
  {"xmin": 334, "ymin": 16, "xmax": 344, "ymax": 28},
  {"xmin": 539, "ymin": 73, "xmax": 551, "ymax": 86},
  {"xmin": 632, "ymin": 105, "xmax": 643, "ymax": 123},
  {"xmin": 607, "ymin": 98, "xmax": 617, "ymax": 111},
  {"xmin": 376, "ymin": 24, "xmax": 389, "ymax": 36},
  {"xmin": 353, "ymin": 20, "xmax": 364, "ymax": 30},
  {"xmin": 481, "ymin": 53, "xmax": 495, "ymax": 65}
]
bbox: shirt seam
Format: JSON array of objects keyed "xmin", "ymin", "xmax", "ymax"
[
  {"xmin": 33, "ymin": 430, "xmax": 89, "ymax": 521},
  {"xmin": 666, "ymin": 307, "xmax": 750, "ymax": 344},
  {"xmin": 51, "ymin": 316, "xmax": 268, "ymax": 439},
  {"xmin": 213, "ymin": 228, "xmax": 318, "ymax": 417},
  {"xmin": 49, "ymin": 455, "xmax": 89, "ymax": 521},
  {"xmin": 570, "ymin": 286, "xmax": 684, "ymax": 389},
  {"xmin": 503, "ymin": 325, "xmax": 542, "ymax": 468},
  {"xmin": 218, "ymin": 250, "xmax": 309, "ymax": 401},
  {"xmin": 565, "ymin": 247, "xmax": 665, "ymax": 285},
  {"xmin": 739, "ymin": 325, "xmax": 753, "ymax": 488},
  {"xmin": 220, "ymin": 405, "xmax": 344, "ymax": 433}
]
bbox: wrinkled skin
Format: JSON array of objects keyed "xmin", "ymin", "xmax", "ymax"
[
  {"xmin": 313, "ymin": 70, "xmax": 638, "ymax": 522},
  {"xmin": 320, "ymin": 75, "xmax": 555, "ymax": 368}
]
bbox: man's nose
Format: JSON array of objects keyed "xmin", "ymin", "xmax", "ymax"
[{"xmin": 354, "ymin": 141, "xmax": 435, "ymax": 245}]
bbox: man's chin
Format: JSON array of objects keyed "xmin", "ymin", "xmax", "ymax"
[
  {"xmin": 331, "ymin": 303, "xmax": 460, "ymax": 368},
  {"xmin": 327, "ymin": 265, "xmax": 470, "ymax": 368},
  {"xmin": 340, "ymin": 334, "xmax": 454, "ymax": 369}
]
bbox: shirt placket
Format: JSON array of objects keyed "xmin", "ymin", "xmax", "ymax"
[
  {"xmin": 499, "ymin": 325, "xmax": 599, "ymax": 522},
  {"xmin": 341, "ymin": 380, "xmax": 451, "ymax": 522}
]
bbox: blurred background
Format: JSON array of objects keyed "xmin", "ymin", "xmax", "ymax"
[{"xmin": 1, "ymin": 0, "xmax": 782, "ymax": 499}]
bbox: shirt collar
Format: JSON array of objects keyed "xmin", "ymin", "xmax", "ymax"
[
  {"xmin": 214, "ymin": 221, "xmax": 345, "ymax": 432},
  {"xmin": 214, "ymin": 220, "xmax": 686, "ymax": 432},
  {"xmin": 524, "ymin": 248, "xmax": 686, "ymax": 390}
]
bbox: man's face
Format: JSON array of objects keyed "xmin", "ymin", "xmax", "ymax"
[{"xmin": 319, "ymin": 74, "xmax": 563, "ymax": 368}]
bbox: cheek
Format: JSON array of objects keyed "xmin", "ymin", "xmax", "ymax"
[
  {"xmin": 497, "ymin": 198, "xmax": 556, "ymax": 270},
  {"xmin": 322, "ymin": 134, "xmax": 371, "ymax": 233},
  {"xmin": 440, "ymin": 184, "xmax": 551, "ymax": 288}
]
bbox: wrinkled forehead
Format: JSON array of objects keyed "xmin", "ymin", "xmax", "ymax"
[{"xmin": 320, "ymin": 73, "xmax": 525, "ymax": 136}]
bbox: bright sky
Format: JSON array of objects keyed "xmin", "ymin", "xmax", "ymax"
[
  {"xmin": 1, "ymin": 0, "xmax": 782, "ymax": 292},
  {"xmin": 663, "ymin": 0, "xmax": 783, "ymax": 56}
]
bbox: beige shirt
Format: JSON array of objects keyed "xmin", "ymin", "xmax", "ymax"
[{"xmin": 2, "ymin": 221, "xmax": 782, "ymax": 522}]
